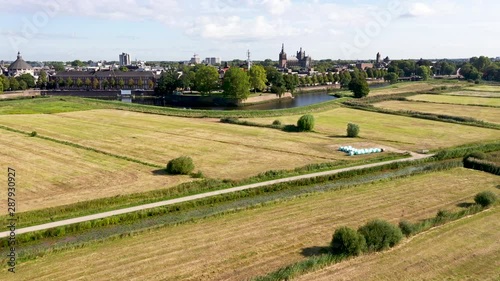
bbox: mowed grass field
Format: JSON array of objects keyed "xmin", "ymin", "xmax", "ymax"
[
  {"xmin": 299, "ymin": 207, "xmax": 500, "ymax": 281},
  {"xmin": 0, "ymin": 109, "xmax": 392, "ymax": 180},
  {"xmin": 465, "ymin": 84, "xmax": 500, "ymax": 92},
  {"xmin": 246, "ymin": 108, "xmax": 500, "ymax": 151},
  {"xmin": 408, "ymin": 94, "xmax": 500, "ymax": 106},
  {"xmin": 368, "ymin": 81, "xmax": 466, "ymax": 96},
  {"xmin": 444, "ymin": 90, "xmax": 500, "ymax": 98},
  {"xmin": 5, "ymin": 168, "xmax": 498, "ymax": 281},
  {"xmin": 375, "ymin": 100, "xmax": 500, "ymax": 125},
  {"xmin": 0, "ymin": 130, "xmax": 190, "ymax": 214}
]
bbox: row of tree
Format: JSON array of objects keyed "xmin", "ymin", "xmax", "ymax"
[{"xmin": 0, "ymin": 74, "xmax": 36, "ymax": 92}]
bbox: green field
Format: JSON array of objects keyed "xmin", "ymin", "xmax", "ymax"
[
  {"xmin": 299, "ymin": 207, "xmax": 500, "ymax": 281},
  {"xmin": 465, "ymin": 84, "xmax": 500, "ymax": 92},
  {"xmin": 444, "ymin": 90, "xmax": 500, "ymax": 98},
  {"xmin": 408, "ymin": 94, "xmax": 500, "ymax": 106},
  {"xmin": 0, "ymin": 97, "xmax": 101, "ymax": 114},
  {"xmin": 245, "ymin": 107, "xmax": 500, "ymax": 151},
  {"xmin": 369, "ymin": 80, "xmax": 466, "ymax": 96},
  {"xmin": 2, "ymin": 168, "xmax": 497, "ymax": 280},
  {"xmin": 375, "ymin": 100, "xmax": 500, "ymax": 125}
]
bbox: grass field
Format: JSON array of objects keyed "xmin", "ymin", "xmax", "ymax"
[
  {"xmin": 408, "ymin": 94, "xmax": 500, "ymax": 106},
  {"xmin": 368, "ymin": 81, "xmax": 465, "ymax": 97},
  {"xmin": 465, "ymin": 84, "xmax": 500, "ymax": 92},
  {"xmin": 444, "ymin": 90, "xmax": 500, "ymax": 98},
  {"xmin": 0, "ymin": 97, "xmax": 101, "ymax": 114},
  {"xmin": 245, "ymin": 108, "xmax": 500, "ymax": 151},
  {"xmin": 299, "ymin": 207, "xmax": 500, "ymax": 281},
  {"xmin": 0, "ymin": 109, "xmax": 391, "ymax": 180},
  {"xmin": 0, "ymin": 130, "xmax": 190, "ymax": 214},
  {"xmin": 374, "ymin": 100, "xmax": 500, "ymax": 125},
  {"xmin": 4, "ymin": 168, "xmax": 498, "ymax": 281}
]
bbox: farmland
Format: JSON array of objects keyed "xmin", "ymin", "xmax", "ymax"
[
  {"xmin": 374, "ymin": 100, "xmax": 500, "ymax": 125},
  {"xmin": 368, "ymin": 80, "xmax": 465, "ymax": 96},
  {"xmin": 0, "ymin": 129, "xmax": 190, "ymax": 214},
  {"xmin": 298, "ymin": 207, "xmax": 499, "ymax": 281},
  {"xmin": 2, "ymin": 168, "xmax": 498, "ymax": 281},
  {"xmin": 0, "ymin": 109, "xmax": 396, "ymax": 181},
  {"xmin": 408, "ymin": 94, "xmax": 500, "ymax": 106},
  {"xmin": 245, "ymin": 107, "xmax": 500, "ymax": 151}
]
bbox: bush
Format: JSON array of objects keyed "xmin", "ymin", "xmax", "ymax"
[
  {"xmin": 358, "ymin": 219, "xmax": 403, "ymax": 252},
  {"xmin": 191, "ymin": 170, "xmax": 204, "ymax": 178},
  {"xmin": 347, "ymin": 123, "xmax": 359, "ymax": 138},
  {"xmin": 398, "ymin": 220, "xmax": 416, "ymax": 237},
  {"xmin": 166, "ymin": 156, "xmax": 195, "ymax": 175},
  {"xmin": 272, "ymin": 119, "xmax": 282, "ymax": 126},
  {"xmin": 297, "ymin": 114, "xmax": 315, "ymax": 131},
  {"xmin": 463, "ymin": 151, "xmax": 487, "ymax": 162},
  {"xmin": 30, "ymin": 131, "xmax": 37, "ymax": 137},
  {"xmin": 331, "ymin": 226, "xmax": 366, "ymax": 256},
  {"xmin": 474, "ymin": 191, "xmax": 497, "ymax": 208}
]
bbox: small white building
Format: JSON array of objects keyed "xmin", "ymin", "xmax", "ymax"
[{"xmin": 8, "ymin": 52, "xmax": 34, "ymax": 77}]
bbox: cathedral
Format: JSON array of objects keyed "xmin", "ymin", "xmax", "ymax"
[{"xmin": 278, "ymin": 44, "xmax": 312, "ymax": 69}]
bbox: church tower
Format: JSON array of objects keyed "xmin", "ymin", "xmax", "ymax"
[
  {"xmin": 279, "ymin": 43, "xmax": 287, "ymax": 69},
  {"xmin": 376, "ymin": 52, "xmax": 381, "ymax": 64}
]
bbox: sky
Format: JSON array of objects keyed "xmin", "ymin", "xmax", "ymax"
[{"xmin": 0, "ymin": 0, "xmax": 499, "ymax": 62}]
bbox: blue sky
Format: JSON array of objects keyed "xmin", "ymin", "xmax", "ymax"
[{"xmin": 0, "ymin": 0, "xmax": 499, "ymax": 62}]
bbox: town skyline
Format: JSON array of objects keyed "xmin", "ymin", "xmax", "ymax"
[{"xmin": 1, "ymin": 0, "xmax": 499, "ymax": 61}]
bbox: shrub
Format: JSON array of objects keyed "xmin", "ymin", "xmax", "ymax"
[
  {"xmin": 463, "ymin": 151, "xmax": 487, "ymax": 162},
  {"xmin": 474, "ymin": 191, "xmax": 497, "ymax": 208},
  {"xmin": 398, "ymin": 220, "xmax": 416, "ymax": 237},
  {"xmin": 331, "ymin": 226, "xmax": 366, "ymax": 256},
  {"xmin": 297, "ymin": 114, "xmax": 315, "ymax": 131},
  {"xmin": 272, "ymin": 119, "xmax": 282, "ymax": 126},
  {"xmin": 166, "ymin": 156, "xmax": 195, "ymax": 175},
  {"xmin": 347, "ymin": 123, "xmax": 359, "ymax": 138},
  {"xmin": 191, "ymin": 170, "xmax": 204, "ymax": 178},
  {"xmin": 30, "ymin": 131, "xmax": 37, "ymax": 137},
  {"xmin": 358, "ymin": 219, "xmax": 403, "ymax": 252}
]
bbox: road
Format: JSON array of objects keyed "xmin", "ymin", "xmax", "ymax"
[{"xmin": 0, "ymin": 153, "xmax": 432, "ymax": 238}]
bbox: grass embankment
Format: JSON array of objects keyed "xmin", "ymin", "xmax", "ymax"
[
  {"xmin": 297, "ymin": 207, "xmax": 499, "ymax": 281},
  {"xmin": 1, "ymin": 168, "xmax": 497, "ymax": 281},
  {"xmin": 441, "ymin": 90, "xmax": 500, "ymax": 97},
  {"xmin": 368, "ymin": 80, "xmax": 465, "ymax": 96},
  {"xmin": 244, "ymin": 108, "xmax": 500, "ymax": 151},
  {"xmin": 408, "ymin": 94, "xmax": 500, "ymax": 106},
  {"xmin": 374, "ymin": 100, "xmax": 500, "ymax": 125}
]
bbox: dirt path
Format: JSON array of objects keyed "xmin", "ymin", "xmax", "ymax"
[{"xmin": 0, "ymin": 153, "xmax": 432, "ymax": 238}]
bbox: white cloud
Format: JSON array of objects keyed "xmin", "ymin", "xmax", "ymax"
[{"xmin": 406, "ymin": 2, "xmax": 435, "ymax": 17}]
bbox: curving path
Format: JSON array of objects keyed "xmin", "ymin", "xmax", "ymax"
[{"xmin": 0, "ymin": 152, "xmax": 432, "ymax": 238}]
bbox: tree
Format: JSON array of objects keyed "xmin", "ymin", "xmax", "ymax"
[
  {"xmin": 119, "ymin": 66, "xmax": 129, "ymax": 72},
  {"xmin": 358, "ymin": 219, "xmax": 403, "ymax": 252},
  {"xmin": 195, "ymin": 65, "xmax": 220, "ymax": 95},
  {"xmin": 0, "ymin": 79, "xmax": 3, "ymax": 93},
  {"xmin": 9, "ymin": 78, "xmax": 20, "ymax": 91},
  {"xmin": 331, "ymin": 227, "xmax": 366, "ymax": 256},
  {"xmin": 156, "ymin": 69, "xmax": 182, "ymax": 95},
  {"xmin": 85, "ymin": 78, "xmax": 92, "ymax": 89},
  {"xmin": 76, "ymin": 78, "xmax": 83, "ymax": 88},
  {"xmin": 348, "ymin": 76, "xmax": 370, "ymax": 98},
  {"xmin": 347, "ymin": 123, "xmax": 360, "ymax": 137},
  {"xmin": 36, "ymin": 70, "xmax": 48, "ymax": 88},
  {"xmin": 128, "ymin": 78, "xmax": 135, "ymax": 89},
  {"xmin": 222, "ymin": 67, "xmax": 250, "ymax": 100},
  {"xmin": 460, "ymin": 63, "xmax": 482, "ymax": 80},
  {"xmin": 118, "ymin": 78, "xmax": 125, "ymax": 89},
  {"xmin": 248, "ymin": 65, "xmax": 267, "ymax": 92},
  {"xmin": 265, "ymin": 66, "xmax": 285, "ymax": 89},
  {"xmin": 71, "ymin": 60, "xmax": 85, "ymax": 67},
  {"xmin": 384, "ymin": 72, "xmax": 399, "ymax": 84},
  {"xmin": 19, "ymin": 80, "xmax": 28, "ymax": 90},
  {"xmin": 17, "ymin": 74, "xmax": 36, "ymax": 88},
  {"xmin": 340, "ymin": 71, "xmax": 351, "ymax": 88},
  {"xmin": 110, "ymin": 77, "xmax": 116, "ymax": 89},
  {"xmin": 102, "ymin": 79, "xmax": 109, "ymax": 90},
  {"xmin": 283, "ymin": 74, "xmax": 298, "ymax": 94},
  {"xmin": 417, "ymin": 65, "xmax": 431, "ymax": 81},
  {"xmin": 470, "ymin": 56, "xmax": 491, "ymax": 72},
  {"xmin": 92, "ymin": 78, "xmax": 99, "ymax": 89},
  {"xmin": 297, "ymin": 114, "xmax": 315, "ymax": 131},
  {"xmin": 474, "ymin": 191, "xmax": 497, "ymax": 208},
  {"xmin": 1, "ymin": 76, "xmax": 10, "ymax": 91},
  {"xmin": 66, "ymin": 77, "xmax": 74, "ymax": 88},
  {"xmin": 137, "ymin": 78, "xmax": 144, "ymax": 88},
  {"xmin": 148, "ymin": 80, "xmax": 154, "ymax": 90},
  {"xmin": 49, "ymin": 62, "xmax": 65, "ymax": 72},
  {"xmin": 181, "ymin": 70, "xmax": 195, "ymax": 91},
  {"xmin": 166, "ymin": 156, "xmax": 195, "ymax": 175}
]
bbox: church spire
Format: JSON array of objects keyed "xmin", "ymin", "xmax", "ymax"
[{"xmin": 281, "ymin": 43, "xmax": 284, "ymax": 52}]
